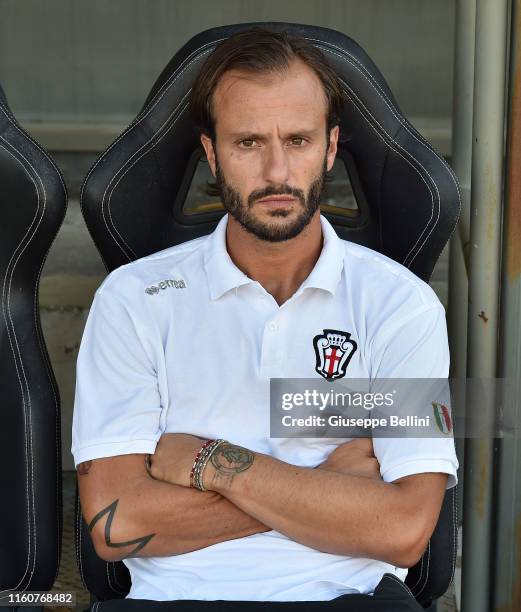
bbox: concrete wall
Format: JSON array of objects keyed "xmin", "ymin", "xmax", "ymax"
[
  {"xmin": 1, "ymin": 0, "xmax": 455, "ymax": 123},
  {"xmin": 0, "ymin": 0, "xmax": 455, "ymax": 469}
]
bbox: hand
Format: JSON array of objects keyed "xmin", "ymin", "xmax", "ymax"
[
  {"xmin": 147, "ymin": 433, "xmax": 207, "ymax": 488},
  {"xmin": 317, "ymin": 438, "xmax": 382, "ymax": 481}
]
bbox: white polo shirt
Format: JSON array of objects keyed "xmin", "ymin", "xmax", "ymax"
[{"xmin": 72, "ymin": 214, "xmax": 458, "ymax": 602}]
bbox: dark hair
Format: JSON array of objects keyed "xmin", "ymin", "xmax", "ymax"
[{"xmin": 190, "ymin": 27, "xmax": 345, "ymax": 140}]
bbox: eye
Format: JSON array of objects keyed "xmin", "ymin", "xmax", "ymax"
[
  {"xmin": 289, "ymin": 137, "xmax": 306, "ymax": 146},
  {"xmin": 239, "ymin": 139, "xmax": 258, "ymax": 148}
]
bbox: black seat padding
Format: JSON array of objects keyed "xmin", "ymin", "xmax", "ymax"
[
  {"xmin": 0, "ymin": 83, "xmax": 67, "ymax": 596},
  {"xmin": 78, "ymin": 22, "xmax": 460, "ymax": 608}
]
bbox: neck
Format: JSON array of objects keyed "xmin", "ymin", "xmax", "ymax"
[{"xmin": 225, "ymin": 212, "xmax": 323, "ymax": 306}]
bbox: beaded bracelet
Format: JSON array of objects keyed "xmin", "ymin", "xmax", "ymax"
[
  {"xmin": 190, "ymin": 438, "xmax": 227, "ymax": 491},
  {"xmin": 189, "ymin": 439, "xmax": 214, "ymax": 488},
  {"xmin": 193, "ymin": 439, "xmax": 227, "ymax": 491},
  {"xmin": 191, "ymin": 441, "xmax": 217, "ymax": 489}
]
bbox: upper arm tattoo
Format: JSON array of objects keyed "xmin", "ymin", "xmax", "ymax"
[{"xmin": 77, "ymin": 461, "xmax": 92, "ymax": 476}]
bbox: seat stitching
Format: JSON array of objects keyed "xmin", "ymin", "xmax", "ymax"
[
  {"xmin": 100, "ymin": 59, "xmax": 210, "ymax": 260},
  {"xmin": 0, "ymin": 138, "xmax": 44, "ymax": 593},
  {"xmin": 106, "ymin": 560, "xmax": 127, "ymax": 596},
  {"xmin": 0, "ymin": 139, "xmax": 42, "ymax": 591},
  {"xmin": 340, "ymin": 78, "xmax": 438, "ymax": 260},
  {"xmin": 449, "ymin": 486, "xmax": 458, "ymax": 586},
  {"xmin": 321, "ymin": 41, "xmax": 461, "ymax": 263},
  {"xmin": 409, "ymin": 549, "xmax": 425, "ymax": 592},
  {"xmin": 414, "ymin": 488, "xmax": 456, "ymax": 599},
  {"xmin": 307, "ymin": 36, "xmax": 461, "ymax": 190},
  {"xmin": 415, "ymin": 540, "xmax": 431, "ymax": 597},
  {"xmin": 320, "ymin": 47, "xmax": 440, "ymax": 267},
  {"xmin": 334, "ymin": 85, "xmax": 438, "ymax": 257},
  {"xmin": 1, "ymin": 103, "xmax": 67, "ymax": 589},
  {"xmin": 103, "ymin": 94, "xmax": 191, "ymax": 258},
  {"xmin": 79, "ymin": 38, "xmax": 225, "ymax": 210},
  {"xmin": 80, "ymin": 42, "xmax": 220, "ymax": 261},
  {"xmin": 77, "ymin": 496, "xmax": 88, "ymax": 590},
  {"xmin": 74, "ymin": 496, "xmax": 79, "ymax": 578},
  {"xmin": 0, "ymin": 106, "xmax": 68, "ymax": 197},
  {"xmin": 105, "ymin": 563, "xmax": 112, "ymax": 593},
  {"xmin": 111, "ymin": 560, "xmax": 126, "ymax": 591},
  {"xmin": 306, "ymin": 36, "xmax": 462, "ymax": 253},
  {"xmin": 384, "ymin": 573, "xmax": 416, "ymax": 599},
  {"xmin": 113, "ymin": 562, "xmax": 127, "ymax": 595},
  {"xmin": 33, "ymin": 247, "xmax": 61, "ymax": 588}
]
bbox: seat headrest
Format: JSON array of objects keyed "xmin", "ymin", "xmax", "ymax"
[{"xmin": 82, "ymin": 22, "xmax": 460, "ymax": 281}]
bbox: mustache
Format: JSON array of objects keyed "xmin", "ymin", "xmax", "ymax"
[{"xmin": 247, "ymin": 185, "xmax": 306, "ymax": 207}]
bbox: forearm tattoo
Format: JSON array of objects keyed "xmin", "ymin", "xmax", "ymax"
[
  {"xmin": 209, "ymin": 443, "xmax": 254, "ymax": 489},
  {"xmin": 88, "ymin": 499, "xmax": 155, "ymax": 558}
]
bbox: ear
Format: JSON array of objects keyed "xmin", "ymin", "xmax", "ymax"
[
  {"xmin": 200, "ymin": 133, "xmax": 217, "ymax": 177},
  {"xmin": 326, "ymin": 125, "xmax": 339, "ymax": 172}
]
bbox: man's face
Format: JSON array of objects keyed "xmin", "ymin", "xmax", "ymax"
[{"xmin": 200, "ymin": 59, "xmax": 339, "ymax": 242}]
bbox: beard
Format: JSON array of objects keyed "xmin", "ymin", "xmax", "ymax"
[{"xmin": 214, "ymin": 154, "xmax": 327, "ymax": 243}]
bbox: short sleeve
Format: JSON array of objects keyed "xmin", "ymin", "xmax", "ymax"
[
  {"xmin": 370, "ymin": 304, "xmax": 459, "ymax": 489},
  {"xmin": 71, "ymin": 284, "xmax": 164, "ymax": 467}
]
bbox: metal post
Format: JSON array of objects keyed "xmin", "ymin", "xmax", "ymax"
[
  {"xmin": 447, "ymin": 0, "xmax": 476, "ymax": 522},
  {"xmin": 461, "ymin": 0, "xmax": 509, "ymax": 610},
  {"xmin": 448, "ymin": 0, "xmax": 475, "ymax": 375},
  {"xmin": 493, "ymin": 1, "xmax": 521, "ymax": 609}
]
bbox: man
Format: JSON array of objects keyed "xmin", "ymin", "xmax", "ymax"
[{"xmin": 72, "ymin": 28, "xmax": 458, "ymax": 611}]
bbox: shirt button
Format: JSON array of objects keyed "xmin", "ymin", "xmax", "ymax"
[{"xmin": 268, "ymin": 321, "xmax": 278, "ymax": 331}]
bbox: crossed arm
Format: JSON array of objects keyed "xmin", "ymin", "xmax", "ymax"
[{"xmin": 78, "ymin": 434, "xmax": 447, "ymax": 567}]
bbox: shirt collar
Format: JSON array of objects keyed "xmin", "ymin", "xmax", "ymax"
[
  {"xmin": 203, "ymin": 214, "xmax": 345, "ymax": 300},
  {"xmin": 299, "ymin": 215, "xmax": 345, "ymax": 295},
  {"xmin": 204, "ymin": 215, "xmax": 254, "ymax": 300}
]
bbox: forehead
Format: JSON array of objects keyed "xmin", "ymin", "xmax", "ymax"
[{"xmin": 211, "ymin": 59, "xmax": 328, "ymax": 134}]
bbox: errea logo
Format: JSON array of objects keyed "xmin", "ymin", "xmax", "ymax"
[{"xmin": 145, "ymin": 279, "xmax": 186, "ymax": 295}]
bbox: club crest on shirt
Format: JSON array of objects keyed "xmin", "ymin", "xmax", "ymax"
[{"xmin": 313, "ymin": 329, "xmax": 358, "ymax": 381}]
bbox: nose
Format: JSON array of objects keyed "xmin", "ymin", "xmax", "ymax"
[{"xmin": 262, "ymin": 141, "xmax": 290, "ymax": 185}]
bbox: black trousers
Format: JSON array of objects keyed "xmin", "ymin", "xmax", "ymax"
[{"xmin": 90, "ymin": 573, "xmax": 423, "ymax": 611}]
